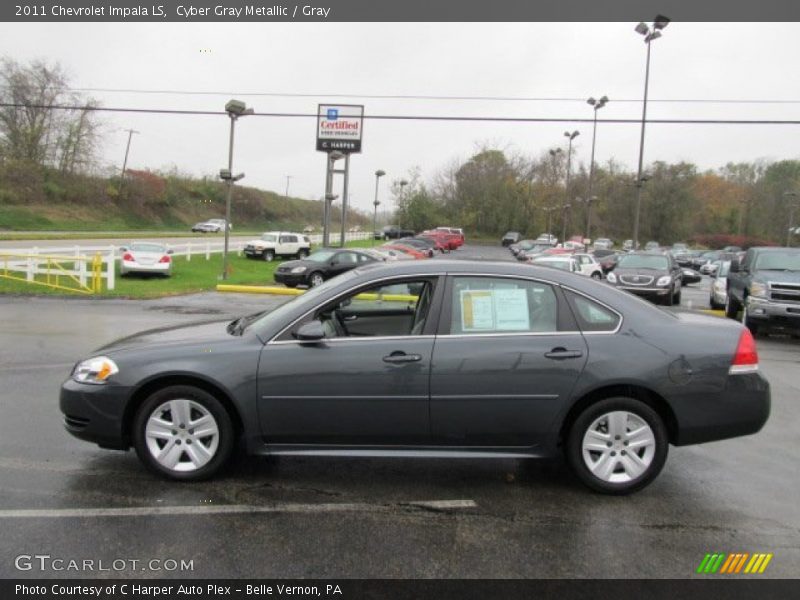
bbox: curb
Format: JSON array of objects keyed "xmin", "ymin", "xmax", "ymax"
[{"xmin": 216, "ymin": 284, "xmax": 305, "ymax": 296}]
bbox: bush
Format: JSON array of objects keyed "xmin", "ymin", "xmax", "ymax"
[{"xmin": 690, "ymin": 233, "xmax": 777, "ymax": 250}]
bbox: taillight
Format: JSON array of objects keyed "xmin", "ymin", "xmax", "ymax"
[
  {"xmin": 729, "ymin": 329, "xmax": 759, "ymax": 374},
  {"xmin": 122, "ymin": 253, "xmax": 133, "ymax": 261},
  {"xmin": 159, "ymin": 255, "xmax": 171, "ymax": 263}
]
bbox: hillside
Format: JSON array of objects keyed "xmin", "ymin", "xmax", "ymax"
[{"xmin": 0, "ymin": 162, "xmax": 370, "ymax": 232}]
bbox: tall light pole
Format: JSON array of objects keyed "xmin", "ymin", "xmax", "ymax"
[
  {"xmin": 373, "ymin": 170, "xmax": 386, "ymax": 245},
  {"xmin": 586, "ymin": 96, "xmax": 608, "ymax": 242},
  {"xmin": 398, "ymin": 179, "xmax": 409, "ymax": 227},
  {"xmin": 119, "ymin": 128, "xmax": 139, "ymax": 195},
  {"xmin": 563, "ymin": 130, "xmax": 579, "ymax": 242},
  {"xmin": 785, "ymin": 191, "xmax": 799, "ymax": 246},
  {"xmin": 576, "ymin": 195, "xmax": 599, "ymax": 242},
  {"xmin": 542, "ymin": 206, "xmax": 557, "ymax": 237},
  {"xmin": 632, "ymin": 15, "xmax": 670, "ymax": 251},
  {"xmin": 220, "ymin": 99, "xmax": 253, "ymax": 281}
]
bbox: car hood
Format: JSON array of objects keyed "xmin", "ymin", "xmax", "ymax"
[
  {"xmin": 95, "ymin": 319, "xmax": 236, "ymax": 355},
  {"xmin": 752, "ymin": 269, "xmax": 800, "ymax": 284}
]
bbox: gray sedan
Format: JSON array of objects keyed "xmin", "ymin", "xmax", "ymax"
[{"xmin": 60, "ymin": 260, "xmax": 769, "ymax": 494}]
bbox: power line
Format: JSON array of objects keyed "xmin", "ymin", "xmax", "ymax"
[
  {"xmin": 3, "ymin": 102, "xmax": 800, "ymax": 125},
  {"xmin": 4, "ymin": 85, "xmax": 800, "ymax": 105}
]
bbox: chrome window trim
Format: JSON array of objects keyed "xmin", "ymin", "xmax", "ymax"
[
  {"xmin": 270, "ymin": 335, "xmax": 436, "ymax": 346},
  {"xmin": 268, "ymin": 272, "xmax": 446, "ymax": 344}
]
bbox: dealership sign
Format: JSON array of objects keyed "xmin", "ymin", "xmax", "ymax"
[{"xmin": 316, "ymin": 104, "xmax": 364, "ymax": 153}]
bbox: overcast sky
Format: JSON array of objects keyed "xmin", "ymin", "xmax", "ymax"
[{"xmin": 2, "ymin": 22, "xmax": 800, "ymax": 218}]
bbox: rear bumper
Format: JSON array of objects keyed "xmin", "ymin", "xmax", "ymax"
[
  {"xmin": 120, "ymin": 260, "xmax": 171, "ymax": 274},
  {"xmin": 673, "ymin": 372, "xmax": 771, "ymax": 446}
]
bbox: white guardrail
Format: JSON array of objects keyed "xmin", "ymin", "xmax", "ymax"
[{"xmin": 0, "ymin": 231, "xmax": 373, "ymax": 292}]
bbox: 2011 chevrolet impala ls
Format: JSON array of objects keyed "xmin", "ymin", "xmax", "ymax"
[{"xmin": 60, "ymin": 260, "xmax": 770, "ymax": 494}]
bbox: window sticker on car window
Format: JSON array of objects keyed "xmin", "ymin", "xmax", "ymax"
[
  {"xmin": 460, "ymin": 289, "xmax": 530, "ymax": 331},
  {"xmin": 461, "ymin": 290, "xmax": 495, "ymax": 330},
  {"xmin": 494, "ymin": 288, "xmax": 530, "ymax": 330}
]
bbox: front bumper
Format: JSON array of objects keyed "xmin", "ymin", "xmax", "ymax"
[
  {"xmin": 243, "ymin": 247, "xmax": 268, "ymax": 258},
  {"xmin": 274, "ymin": 271, "xmax": 307, "ymax": 286},
  {"xmin": 59, "ymin": 378, "xmax": 132, "ymax": 450},
  {"xmin": 615, "ymin": 285, "xmax": 671, "ymax": 299},
  {"xmin": 745, "ymin": 297, "xmax": 800, "ymax": 329}
]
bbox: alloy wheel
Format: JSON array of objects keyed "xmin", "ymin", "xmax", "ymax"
[
  {"xmin": 581, "ymin": 411, "xmax": 656, "ymax": 483},
  {"xmin": 144, "ymin": 399, "xmax": 220, "ymax": 472}
]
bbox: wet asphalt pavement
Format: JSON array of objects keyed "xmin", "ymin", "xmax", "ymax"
[{"xmin": 0, "ymin": 245, "xmax": 798, "ymax": 579}]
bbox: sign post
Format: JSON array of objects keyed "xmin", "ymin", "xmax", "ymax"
[{"xmin": 317, "ymin": 104, "xmax": 364, "ymax": 247}]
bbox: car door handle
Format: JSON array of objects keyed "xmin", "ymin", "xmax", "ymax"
[
  {"xmin": 383, "ymin": 352, "xmax": 422, "ymax": 363},
  {"xmin": 342, "ymin": 315, "xmax": 358, "ymax": 321},
  {"xmin": 544, "ymin": 348, "xmax": 584, "ymax": 360}
]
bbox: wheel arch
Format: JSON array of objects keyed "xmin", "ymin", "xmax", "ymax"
[
  {"xmin": 558, "ymin": 383, "xmax": 679, "ymax": 446},
  {"xmin": 122, "ymin": 374, "xmax": 245, "ymax": 446}
]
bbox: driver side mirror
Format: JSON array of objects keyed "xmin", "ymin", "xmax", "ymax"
[{"xmin": 294, "ymin": 321, "xmax": 325, "ymax": 342}]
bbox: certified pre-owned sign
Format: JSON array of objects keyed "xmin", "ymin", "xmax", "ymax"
[{"xmin": 317, "ymin": 104, "xmax": 364, "ymax": 153}]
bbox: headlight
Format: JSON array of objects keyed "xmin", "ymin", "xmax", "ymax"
[
  {"xmin": 749, "ymin": 282, "xmax": 768, "ymax": 298},
  {"xmin": 72, "ymin": 356, "xmax": 119, "ymax": 385},
  {"xmin": 656, "ymin": 275, "xmax": 672, "ymax": 286},
  {"xmin": 606, "ymin": 272, "xmax": 617, "ymax": 283},
  {"xmin": 290, "ymin": 266, "xmax": 307, "ymax": 274}
]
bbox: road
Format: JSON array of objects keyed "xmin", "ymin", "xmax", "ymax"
[{"xmin": 0, "ymin": 244, "xmax": 797, "ymax": 579}]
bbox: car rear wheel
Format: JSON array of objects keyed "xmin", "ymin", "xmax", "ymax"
[
  {"xmin": 133, "ymin": 385, "xmax": 234, "ymax": 481},
  {"xmin": 591, "ymin": 271, "xmax": 602, "ymax": 280},
  {"xmin": 263, "ymin": 250, "xmax": 275, "ymax": 262},
  {"xmin": 297, "ymin": 249, "xmax": 309, "ymax": 259},
  {"xmin": 309, "ymin": 272, "xmax": 325, "ymax": 287},
  {"xmin": 566, "ymin": 397, "xmax": 668, "ymax": 494}
]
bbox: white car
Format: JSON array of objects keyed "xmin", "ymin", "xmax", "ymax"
[
  {"xmin": 120, "ymin": 242, "xmax": 173, "ymax": 277},
  {"xmin": 530, "ymin": 255, "xmax": 580, "ymax": 274},
  {"xmin": 191, "ymin": 218, "xmax": 231, "ymax": 233},
  {"xmin": 243, "ymin": 232, "xmax": 311, "ymax": 261},
  {"xmin": 593, "ymin": 238, "xmax": 613, "ymax": 250},
  {"xmin": 572, "ymin": 253, "xmax": 604, "ymax": 279}
]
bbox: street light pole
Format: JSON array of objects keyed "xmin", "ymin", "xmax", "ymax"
[
  {"xmin": 586, "ymin": 96, "xmax": 608, "ymax": 242},
  {"xmin": 633, "ymin": 16, "xmax": 669, "ymax": 251},
  {"xmin": 785, "ymin": 191, "xmax": 798, "ymax": 247},
  {"xmin": 220, "ymin": 99, "xmax": 253, "ymax": 281},
  {"xmin": 563, "ymin": 130, "xmax": 579, "ymax": 243},
  {"xmin": 398, "ymin": 179, "xmax": 409, "ymax": 228},
  {"xmin": 373, "ymin": 170, "xmax": 386, "ymax": 246},
  {"xmin": 284, "ymin": 175, "xmax": 292, "ymax": 200}
]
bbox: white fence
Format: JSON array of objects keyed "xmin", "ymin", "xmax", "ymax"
[{"xmin": 0, "ymin": 231, "xmax": 374, "ymax": 292}]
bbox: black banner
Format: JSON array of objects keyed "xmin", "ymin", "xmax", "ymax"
[
  {"xmin": 3, "ymin": 0, "xmax": 800, "ymax": 22},
  {"xmin": 3, "ymin": 579, "xmax": 800, "ymax": 600}
]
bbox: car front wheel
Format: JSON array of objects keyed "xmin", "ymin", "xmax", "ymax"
[
  {"xmin": 263, "ymin": 250, "xmax": 275, "ymax": 262},
  {"xmin": 725, "ymin": 294, "xmax": 740, "ymax": 319},
  {"xmin": 133, "ymin": 385, "xmax": 234, "ymax": 481},
  {"xmin": 566, "ymin": 397, "xmax": 668, "ymax": 494}
]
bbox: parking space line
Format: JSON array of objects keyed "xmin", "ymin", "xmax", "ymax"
[{"xmin": 0, "ymin": 499, "xmax": 477, "ymax": 519}]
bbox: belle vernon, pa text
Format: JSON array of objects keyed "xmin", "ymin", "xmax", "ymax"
[
  {"xmin": 37, "ymin": 5, "xmax": 332, "ymax": 19},
  {"xmin": 16, "ymin": 584, "xmax": 343, "ymax": 596}
]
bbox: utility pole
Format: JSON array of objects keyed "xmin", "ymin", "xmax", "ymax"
[
  {"xmin": 284, "ymin": 175, "xmax": 293, "ymax": 200},
  {"xmin": 119, "ymin": 129, "xmax": 139, "ymax": 194}
]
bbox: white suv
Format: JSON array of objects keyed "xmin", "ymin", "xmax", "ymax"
[{"xmin": 244, "ymin": 232, "xmax": 311, "ymax": 261}]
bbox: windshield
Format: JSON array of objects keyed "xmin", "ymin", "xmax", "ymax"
[
  {"xmin": 617, "ymin": 254, "xmax": 669, "ymax": 270},
  {"xmin": 306, "ymin": 250, "xmax": 336, "ymax": 263},
  {"xmin": 129, "ymin": 243, "xmax": 166, "ymax": 253},
  {"xmin": 754, "ymin": 252, "xmax": 800, "ymax": 271},
  {"xmin": 260, "ymin": 234, "xmax": 278, "ymax": 242}
]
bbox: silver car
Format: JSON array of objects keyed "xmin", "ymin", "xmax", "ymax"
[
  {"xmin": 709, "ymin": 260, "xmax": 731, "ymax": 309},
  {"xmin": 120, "ymin": 242, "xmax": 173, "ymax": 277}
]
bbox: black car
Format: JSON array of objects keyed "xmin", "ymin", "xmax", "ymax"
[
  {"xmin": 60, "ymin": 260, "xmax": 769, "ymax": 495},
  {"xmin": 606, "ymin": 252, "xmax": 683, "ymax": 306},
  {"xmin": 502, "ymin": 231, "xmax": 521, "ymax": 246},
  {"xmin": 274, "ymin": 248, "xmax": 378, "ymax": 288},
  {"xmin": 376, "ymin": 225, "xmax": 415, "ymax": 240}
]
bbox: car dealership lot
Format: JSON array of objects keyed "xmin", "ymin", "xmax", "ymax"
[{"xmin": 0, "ymin": 245, "xmax": 798, "ymax": 578}]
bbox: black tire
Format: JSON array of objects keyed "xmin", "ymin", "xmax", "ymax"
[
  {"xmin": 263, "ymin": 250, "xmax": 275, "ymax": 262},
  {"xmin": 709, "ymin": 296, "xmax": 722, "ymax": 310},
  {"xmin": 591, "ymin": 271, "xmax": 602, "ymax": 280},
  {"xmin": 566, "ymin": 397, "xmax": 669, "ymax": 495},
  {"xmin": 663, "ymin": 287, "xmax": 674, "ymax": 306},
  {"xmin": 725, "ymin": 294, "xmax": 740, "ymax": 319},
  {"xmin": 133, "ymin": 385, "xmax": 235, "ymax": 481},
  {"xmin": 673, "ymin": 288, "xmax": 682, "ymax": 305},
  {"xmin": 297, "ymin": 248, "xmax": 309, "ymax": 259},
  {"xmin": 308, "ymin": 271, "xmax": 325, "ymax": 287},
  {"xmin": 741, "ymin": 304, "xmax": 760, "ymax": 336}
]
